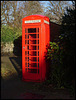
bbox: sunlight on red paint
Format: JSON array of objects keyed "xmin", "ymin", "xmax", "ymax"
[{"xmin": 22, "ymin": 15, "xmax": 50, "ymax": 82}]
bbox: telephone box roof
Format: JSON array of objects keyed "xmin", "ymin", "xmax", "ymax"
[{"xmin": 22, "ymin": 14, "xmax": 49, "ymax": 21}]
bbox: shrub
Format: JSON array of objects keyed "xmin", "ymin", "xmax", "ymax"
[
  {"xmin": 1, "ymin": 25, "xmax": 14, "ymax": 43},
  {"xmin": 46, "ymin": 41, "xmax": 65, "ymax": 88},
  {"xmin": 46, "ymin": 33, "xmax": 75, "ymax": 89},
  {"xmin": 46, "ymin": 3, "xmax": 75, "ymax": 90},
  {"xmin": 1, "ymin": 25, "xmax": 22, "ymax": 43}
]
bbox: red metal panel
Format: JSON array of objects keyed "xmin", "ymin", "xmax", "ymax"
[
  {"xmin": 22, "ymin": 15, "xmax": 50, "ymax": 82},
  {"xmin": 40, "ymin": 18, "xmax": 50, "ymax": 81},
  {"xmin": 22, "ymin": 25, "xmax": 42, "ymax": 82}
]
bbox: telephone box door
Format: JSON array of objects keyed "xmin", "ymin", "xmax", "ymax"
[{"xmin": 22, "ymin": 25, "xmax": 42, "ymax": 81}]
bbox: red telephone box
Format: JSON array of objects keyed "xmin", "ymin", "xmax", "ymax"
[{"xmin": 22, "ymin": 15, "xmax": 50, "ymax": 82}]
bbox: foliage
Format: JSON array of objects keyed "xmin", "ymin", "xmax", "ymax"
[
  {"xmin": 60, "ymin": 2, "xmax": 75, "ymax": 84},
  {"xmin": 46, "ymin": 41, "xmax": 65, "ymax": 88},
  {"xmin": 1, "ymin": 25, "xmax": 14, "ymax": 43},
  {"xmin": 1, "ymin": 1, "xmax": 42, "ymax": 44},
  {"xmin": 68, "ymin": 85, "xmax": 75, "ymax": 97},
  {"xmin": 1, "ymin": 25, "xmax": 22, "ymax": 43},
  {"xmin": 46, "ymin": 2, "xmax": 75, "ymax": 90}
]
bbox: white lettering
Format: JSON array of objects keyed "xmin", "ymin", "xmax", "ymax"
[
  {"xmin": 44, "ymin": 20, "xmax": 49, "ymax": 24},
  {"xmin": 25, "ymin": 20, "xmax": 41, "ymax": 23}
]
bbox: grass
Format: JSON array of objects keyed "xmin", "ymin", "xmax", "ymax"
[{"xmin": 1, "ymin": 60, "xmax": 18, "ymax": 80}]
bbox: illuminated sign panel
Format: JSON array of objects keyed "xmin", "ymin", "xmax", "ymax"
[
  {"xmin": 25, "ymin": 20, "xmax": 41, "ymax": 23},
  {"xmin": 44, "ymin": 20, "xmax": 49, "ymax": 24},
  {"xmin": 25, "ymin": 20, "xmax": 49, "ymax": 24}
]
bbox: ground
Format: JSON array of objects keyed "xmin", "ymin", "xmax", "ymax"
[{"xmin": 1, "ymin": 53, "xmax": 75, "ymax": 99}]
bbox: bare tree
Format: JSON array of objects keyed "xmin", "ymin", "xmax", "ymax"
[
  {"xmin": 1, "ymin": 1, "xmax": 13, "ymax": 25},
  {"xmin": 44, "ymin": 1, "xmax": 73, "ymax": 24},
  {"xmin": 24, "ymin": 1, "xmax": 43, "ymax": 16},
  {"xmin": 1, "ymin": 1, "xmax": 43, "ymax": 27},
  {"xmin": 1, "ymin": 1, "xmax": 25, "ymax": 29},
  {"xmin": 1, "ymin": 1, "xmax": 23, "ymax": 38}
]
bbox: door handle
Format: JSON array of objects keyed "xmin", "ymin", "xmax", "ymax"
[{"xmin": 23, "ymin": 46, "xmax": 25, "ymax": 49}]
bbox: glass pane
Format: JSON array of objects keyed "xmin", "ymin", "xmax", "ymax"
[
  {"xmin": 28, "ymin": 69, "xmax": 37, "ymax": 73},
  {"xmin": 38, "ymin": 40, "xmax": 39, "ymax": 44},
  {"xmin": 25, "ymin": 63, "xmax": 27, "ymax": 67},
  {"xmin": 25, "ymin": 29, "xmax": 26, "ymax": 33},
  {"xmin": 25, "ymin": 51, "xmax": 27, "ymax": 55},
  {"xmin": 38, "ymin": 28, "xmax": 39, "ymax": 33},
  {"xmin": 28, "ymin": 51, "xmax": 29, "ymax": 55},
  {"xmin": 38, "ymin": 51, "xmax": 39, "ymax": 56},
  {"xmin": 38, "ymin": 63, "xmax": 39, "ymax": 68},
  {"xmin": 31, "ymin": 63, "xmax": 37, "ymax": 67},
  {"xmin": 28, "ymin": 57, "xmax": 29, "ymax": 61},
  {"xmin": 38, "ymin": 46, "xmax": 39, "ymax": 50},
  {"xmin": 29, "ymin": 34, "xmax": 36, "ymax": 38},
  {"xmin": 38, "ymin": 69, "xmax": 39, "ymax": 73},
  {"xmin": 31, "ymin": 51, "xmax": 37, "ymax": 56},
  {"xmin": 31, "ymin": 57, "xmax": 37, "ymax": 62},
  {"xmin": 25, "ymin": 35, "xmax": 26, "ymax": 39},
  {"xmin": 38, "ymin": 34, "xmax": 39, "ymax": 38},
  {"xmin": 31, "ymin": 45, "xmax": 36, "ymax": 50},
  {"xmin": 30, "ymin": 40, "xmax": 36, "ymax": 44},
  {"xmin": 28, "ymin": 28, "xmax": 36, "ymax": 33},
  {"xmin": 27, "ymin": 46, "xmax": 29, "ymax": 49},
  {"xmin": 25, "ymin": 68, "xmax": 27, "ymax": 72},
  {"xmin": 38, "ymin": 57, "xmax": 39, "ymax": 62},
  {"xmin": 28, "ymin": 63, "xmax": 29, "ymax": 67},
  {"xmin": 25, "ymin": 57, "xmax": 27, "ymax": 61}
]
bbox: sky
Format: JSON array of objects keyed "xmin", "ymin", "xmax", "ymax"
[
  {"xmin": 2, "ymin": 1, "xmax": 73, "ymax": 24},
  {"xmin": 40, "ymin": 1, "xmax": 72, "ymax": 7},
  {"xmin": 40, "ymin": 1, "xmax": 73, "ymax": 12},
  {"xmin": 16, "ymin": 1, "xmax": 73, "ymax": 12}
]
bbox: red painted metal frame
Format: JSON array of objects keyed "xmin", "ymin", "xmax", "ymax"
[{"xmin": 22, "ymin": 15, "xmax": 50, "ymax": 82}]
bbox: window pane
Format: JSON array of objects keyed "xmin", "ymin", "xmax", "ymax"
[
  {"xmin": 28, "ymin": 28, "xmax": 36, "ymax": 33},
  {"xmin": 25, "ymin": 29, "xmax": 26, "ymax": 33},
  {"xmin": 28, "ymin": 69, "xmax": 37, "ymax": 73}
]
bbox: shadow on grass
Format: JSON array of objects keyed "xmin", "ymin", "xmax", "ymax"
[{"xmin": 9, "ymin": 56, "xmax": 22, "ymax": 79}]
